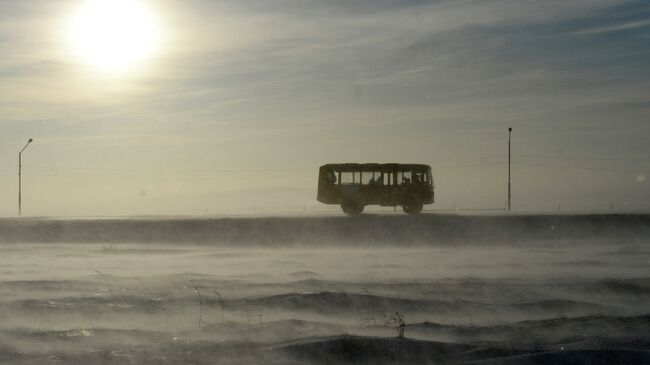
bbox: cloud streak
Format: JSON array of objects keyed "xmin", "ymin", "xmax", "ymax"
[{"xmin": 573, "ymin": 18, "xmax": 650, "ymax": 35}]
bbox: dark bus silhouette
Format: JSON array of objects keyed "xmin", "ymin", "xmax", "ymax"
[{"xmin": 317, "ymin": 163, "xmax": 434, "ymax": 214}]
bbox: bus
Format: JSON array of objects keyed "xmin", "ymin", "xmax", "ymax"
[{"xmin": 317, "ymin": 163, "xmax": 434, "ymax": 214}]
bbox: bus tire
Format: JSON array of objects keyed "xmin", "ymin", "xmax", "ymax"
[
  {"xmin": 342, "ymin": 201, "xmax": 364, "ymax": 215},
  {"xmin": 403, "ymin": 200, "xmax": 423, "ymax": 214}
]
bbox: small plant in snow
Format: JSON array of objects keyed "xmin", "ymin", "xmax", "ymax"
[{"xmin": 385, "ymin": 311, "xmax": 405, "ymax": 339}]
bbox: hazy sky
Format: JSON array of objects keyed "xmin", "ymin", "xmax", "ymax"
[{"xmin": 1, "ymin": 0, "xmax": 650, "ymax": 216}]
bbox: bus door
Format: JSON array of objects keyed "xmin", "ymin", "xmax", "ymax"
[
  {"xmin": 339, "ymin": 170, "xmax": 361, "ymax": 199},
  {"xmin": 379, "ymin": 170, "xmax": 395, "ymax": 205}
]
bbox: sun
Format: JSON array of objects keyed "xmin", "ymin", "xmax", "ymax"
[{"xmin": 66, "ymin": 0, "xmax": 162, "ymax": 74}]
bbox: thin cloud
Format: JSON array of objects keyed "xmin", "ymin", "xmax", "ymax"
[{"xmin": 573, "ymin": 18, "xmax": 650, "ymax": 35}]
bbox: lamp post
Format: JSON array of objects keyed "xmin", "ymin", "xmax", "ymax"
[
  {"xmin": 18, "ymin": 138, "xmax": 33, "ymax": 216},
  {"xmin": 507, "ymin": 128, "xmax": 512, "ymax": 212}
]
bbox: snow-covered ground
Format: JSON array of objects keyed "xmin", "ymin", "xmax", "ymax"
[{"xmin": 0, "ymin": 216, "xmax": 649, "ymax": 364}]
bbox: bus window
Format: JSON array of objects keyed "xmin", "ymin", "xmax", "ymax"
[
  {"xmin": 361, "ymin": 172, "xmax": 373, "ymax": 185},
  {"xmin": 398, "ymin": 171, "xmax": 412, "ymax": 185},
  {"xmin": 362, "ymin": 171, "xmax": 383, "ymax": 185},
  {"xmin": 373, "ymin": 171, "xmax": 383, "ymax": 185},
  {"xmin": 383, "ymin": 172, "xmax": 392, "ymax": 186},
  {"xmin": 340, "ymin": 172, "xmax": 354, "ymax": 184},
  {"xmin": 326, "ymin": 169, "xmax": 337, "ymax": 185},
  {"xmin": 341, "ymin": 171, "xmax": 361, "ymax": 184},
  {"xmin": 414, "ymin": 171, "xmax": 427, "ymax": 184}
]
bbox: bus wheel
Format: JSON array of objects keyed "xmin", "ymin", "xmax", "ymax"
[
  {"xmin": 403, "ymin": 200, "xmax": 423, "ymax": 214},
  {"xmin": 342, "ymin": 201, "xmax": 364, "ymax": 215}
]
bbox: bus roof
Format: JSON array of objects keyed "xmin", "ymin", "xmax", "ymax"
[{"xmin": 320, "ymin": 163, "xmax": 430, "ymax": 171}]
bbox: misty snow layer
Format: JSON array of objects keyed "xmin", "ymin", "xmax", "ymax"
[{"xmin": 0, "ymin": 216, "xmax": 649, "ymax": 364}]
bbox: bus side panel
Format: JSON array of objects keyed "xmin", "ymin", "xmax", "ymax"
[{"xmin": 317, "ymin": 164, "xmax": 434, "ymax": 207}]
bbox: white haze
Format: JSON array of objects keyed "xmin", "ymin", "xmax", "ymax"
[{"xmin": 0, "ymin": 233, "xmax": 648, "ymax": 363}]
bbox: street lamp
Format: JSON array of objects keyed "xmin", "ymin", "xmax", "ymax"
[
  {"xmin": 507, "ymin": 128, "xmax": 512, "ymax": 212},
  {"xmin": 18, "ymin": 138, "xmax": 34, "ymax": 216}
]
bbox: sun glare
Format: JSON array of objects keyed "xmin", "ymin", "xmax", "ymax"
[{"xmin": 67, "ymin": 0, "xmax": 162, "ymax": 74}]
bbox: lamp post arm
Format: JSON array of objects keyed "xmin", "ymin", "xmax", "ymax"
[{"xmin": 19, "ymin": 140, "xmax": 32, "ymax": 155}]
